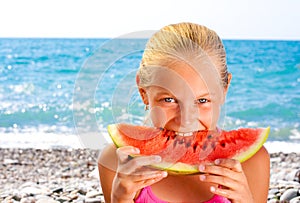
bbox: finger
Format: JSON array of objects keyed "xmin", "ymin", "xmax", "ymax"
[
  {"xmin": 214, "ymin": 158, "xmax": 243, "ymax": 173},
  {"xmin": 117, "ymin": 168, "xmax": 168, "ymax": 185},
  {"xmin": 199, "ymin": 165, "xmax": 236, "ymax": 180},
  {"xmin": 120, "ymin": 155, "xmax": 162, "ymax": 174},
  {"xmin": 118, "ymin": 165, "xmax": 162, "ymax": 178},
  {"xmin": 132, "ymin": 171, "xmax": 168, "ymax": 183},
  {"xmin": 116, "ymin": 146, "xmax": 140, "ymax": 163},
  {"xmin": 131, "ymin": 155, "xmax": 162, "ymax": 168},
  {"xmin": 138, "ymin": 172, "xmax": 168, "ymax": 188},
  {"xmin": 199, "ymin": 173, "xmax": 238, "ymax": 189},
  {"xmin": 209, "ymin": 185, "xmax": 232, "ymax": 200}
]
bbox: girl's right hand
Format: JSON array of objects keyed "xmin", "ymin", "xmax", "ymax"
[{"xmin": 111, "ymin": 146, "xmax": 168, "ymax": 203}]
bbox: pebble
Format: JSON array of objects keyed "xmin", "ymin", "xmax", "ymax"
[
  {"xmin": 280, "ymin": 188, "xmax": 299, "ymax": 201},
  {"xmin": 268, "ymin": 152, "xmax": 300, "ymax": 203},
  {"xmin": 290, "ymin": 196, "xmax": 300, "ymax": 203},
  {"xmin": 84, "ymin": 197, "xmax": 104, "ymax": 203},
  {"xmin": 35, "ymin": 195, "xmax": 58, "ymax": 202},
  {"xmin": 0, "ymin": 148, "xmax": 104, "ymax": 203},
  {"xmin": 1, "ymin": 149, "xmax": 299, "ymax": 203},
  {"xmin": 85, "ymin": 191, "xmax": 102, "ymax": 198}
]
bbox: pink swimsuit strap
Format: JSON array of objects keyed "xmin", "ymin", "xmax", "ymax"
[{"xmin": 135, "ymin": 186, "xmax": 231, "ymax": 203}]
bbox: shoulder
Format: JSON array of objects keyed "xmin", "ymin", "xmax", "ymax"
[
  {"xmin": 242, "ymin": 146, "xmax": 270, "ymax": 201},
  {"xmin": 242, "ymin": 146, "xmax": 270, "ymax": 170},
  {"xmin": 242, "ymin": 146, "xmax": 270, "ymax": 175},
  {"xmin": 98, "ymin": 144, "xmax": 118, "ymax": 203},
  {"xmin": 98, "ymin": 144, "xmax": 118, "ymax": 171}
]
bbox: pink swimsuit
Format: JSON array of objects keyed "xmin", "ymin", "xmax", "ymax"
[{"xmin": 135, "ymin": 186, "xmax": 231, "ymax": 203}]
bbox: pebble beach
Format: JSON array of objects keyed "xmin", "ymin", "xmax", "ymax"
[
  {"xmin": 1, "ymin": 148, "xmax": 299, "ymax": 203},
  {"xmin": 0, "ymin": 148, "xmax": 103, "ymax": 203}
]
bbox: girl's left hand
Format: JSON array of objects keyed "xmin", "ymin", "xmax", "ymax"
[{"xmin": 199, "ymin": 158, "xmax": 254, "ymax": 203}]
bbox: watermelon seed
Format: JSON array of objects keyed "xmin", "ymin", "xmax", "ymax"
[
  {"xmin": 173, "ymin": 138, "xmax": 185, "ymax": 148},
  {"xmin": 211, "ymin": 142, "xmax": 216, "ymax": 150},
  {"xmin": 220, "ymin": 141, "xmax": 226, "ymax": 147},
  {"xmin": 193, "ymin": 144, "xmax": 198, "ymax": 152},
  {"xmin": 202, "ymin": 141, "xmax": 208, "ymax": 150},
  {"xmin": 207, "ymin": 134, "xmax": 213, "ymax": 139},
  {"xmin": 173, "ymin": 140, "xmax": 178, "ymax": 148},
  {"xmin": 185, "ymin": 140, "xmax": 192, "ymax": 148}
]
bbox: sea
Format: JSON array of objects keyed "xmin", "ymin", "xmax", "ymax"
[{"xmin": 0, "ymin": 38, "xmax": 299, "ymax": 153}]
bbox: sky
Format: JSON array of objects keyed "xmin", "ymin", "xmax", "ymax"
[{"xmin": 0, "ymin": 0, "xmax": 299, "ymax": 40}]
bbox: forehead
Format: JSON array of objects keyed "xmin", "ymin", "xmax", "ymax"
[{"xmin": 147, "ymin": 60, "xmax": 223, "ymax": 98}]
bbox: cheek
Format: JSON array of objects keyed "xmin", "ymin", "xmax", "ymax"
[
  {"xmin": 149, "ymin": 106, "xmax": 169, "ymax": 127},
  {"xmin": 198, "ymin": 103, "xmax": 221, "ymax": 127}
]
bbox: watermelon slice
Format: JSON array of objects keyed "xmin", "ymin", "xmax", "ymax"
[{"xmin": 107, "ymin": 123, "xmax": 270, "ymax": 174}]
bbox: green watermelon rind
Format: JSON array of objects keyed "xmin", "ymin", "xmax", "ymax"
[
  {"xmin": 107, "ymin": 124, "xmax": 270, "ymax": 175},
  {"xmin": 107, "ymin": 124, "xmax": 125, "ymax": 147},
  {"xmin": 150, "ymin": 162, "xmax": 199, "ymax": 175}
]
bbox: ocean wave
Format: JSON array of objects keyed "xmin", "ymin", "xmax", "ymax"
[{"xmin": 0, "ymin": 38, "xmax": 299, "ymax": 148}]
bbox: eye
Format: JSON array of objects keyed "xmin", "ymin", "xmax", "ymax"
[
  {"xmin": 164, "ymin": 98, "xmax": 176, "ymax": 103},
  {"xmin": 197, "ymin": 98, "xmax": 209, "ymax": 104}
]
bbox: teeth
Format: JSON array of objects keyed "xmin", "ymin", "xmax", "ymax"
[{"xmin": 175, "ymin": 132, "xmax": 193, "ymax": 136}]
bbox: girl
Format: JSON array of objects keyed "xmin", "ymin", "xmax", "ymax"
[{"xmin": 98, "ymin": 22, "xmax": 270, "ymax": 203}]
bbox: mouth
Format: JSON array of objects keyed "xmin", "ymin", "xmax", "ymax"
[{"xmin": 174, "ymin": 131, "xmax": 194, "ymax": 137}]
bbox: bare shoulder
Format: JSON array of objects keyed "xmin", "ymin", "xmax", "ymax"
[
  {"xmin": 98, "ymin": 144, "xmax": 118, "ymax": 203},
  {"xmin": 98, "ymin": 143, "xmax": 118, "ymax": 170},
  {"xmin": 242, "ymin": 146, "xmax": 270, "ymax": 202},
  {"xmin": 242, "ymin": 146, "xmax": 270, "ymax": 170}
]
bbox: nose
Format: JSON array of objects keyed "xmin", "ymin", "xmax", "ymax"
[{"xmin": 176, "ymin": 103, "xmax": 201, "ymax": 132}]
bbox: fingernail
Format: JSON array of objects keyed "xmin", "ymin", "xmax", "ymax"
[
  {"xmin": 214, "ymin": 159, "xmax": 220, "ymax": 165},
  {"xmin": 199, "ymin": 164, "xmax": 205, "ymax": 171},
  {"xmin": 200, "ymin": 175, "xmax": 206, "ymax": 181},
  {"xmin": 210, "ymin": 186, "xmax": 216, "ymax": 192},
  {"xmin": 161, "ymin": 171, "xmax": 168, "ymax": 177}
]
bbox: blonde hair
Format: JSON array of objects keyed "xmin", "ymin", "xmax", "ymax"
[{"xmin": 137, "ymin": 22, "xmax": 229, "ymax": 87}]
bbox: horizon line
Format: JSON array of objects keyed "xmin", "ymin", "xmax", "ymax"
[{"xmin": 0, "ymin": 36, "xmax": 299, "ymax": 41}]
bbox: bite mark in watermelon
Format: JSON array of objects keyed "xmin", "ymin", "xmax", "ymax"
[{"xmin": 107, "ymin": 123, "xmax": 270, "ymax": 175}]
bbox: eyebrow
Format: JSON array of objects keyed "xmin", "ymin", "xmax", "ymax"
[
  {"xmin": 155, "ymin": 90, "xmax": 213, "ymax": 98},
  {"xmin": 196, "ymin": 92, "xmax": 212, "ymax": 98},
  {"xmin": 154, "ymin": 91, "xmax": 174, "ymax": 97},
  {"xmin": 151, "ymin": 86, "xmax": 215, "ymax": 98}
]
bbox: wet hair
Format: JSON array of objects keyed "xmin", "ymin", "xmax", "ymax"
[{"xmin": 137, "ymin": 22, "xmax": 229, "ymax": 88}]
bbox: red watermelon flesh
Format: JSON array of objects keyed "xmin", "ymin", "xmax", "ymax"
[{"xmin": 108, "ymin": 123, "xmax": 270, "ymax": 174}]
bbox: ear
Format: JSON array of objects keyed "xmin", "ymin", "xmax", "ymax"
[
  {"xmin": 138, "ymin": 87, "xmax": 149, "ymax": 105},
  {"xmin": 221, "ymin": 73, "xmax": 232, "ymax": 104},
  {"xmin": 136, "ymin": 73, "xmax": 141, "ymax": 85},
  {"xmin": 136, "ymin": 73, "xmax": 149, "ymax": 105},
  {"xmin": 224, "ymin": 73, "xmax": 232, "ymax": 95}
]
